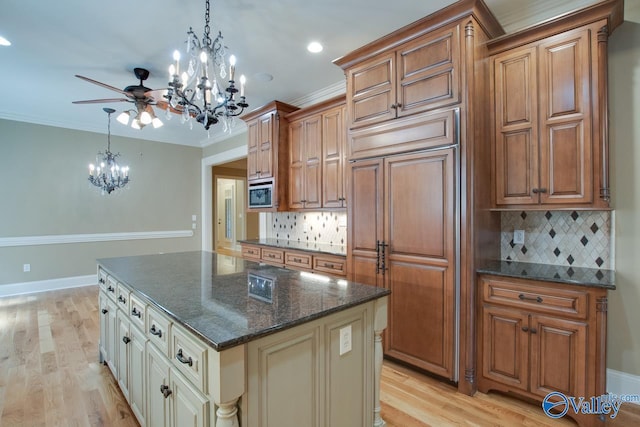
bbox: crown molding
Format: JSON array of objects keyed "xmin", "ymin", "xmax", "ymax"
[
  {"xmin": 497, "ymin": 0, "xmax": 600, "ymax": 33},
  {"xmin": 285, "ymin": 80, "xmax": 347, "ymax": 109}
]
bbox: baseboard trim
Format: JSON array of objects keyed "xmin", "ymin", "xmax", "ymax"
[
  {"xmin": 608, "ymin": 368, "xmax": 640, "ymax": 404},
  {"xmin": 0, "ymin": 230, "xmax": 194, "ymax": 247},
  {"xmin": 0, "ymin": 274, "xmax": 97, "ymax": 297}
]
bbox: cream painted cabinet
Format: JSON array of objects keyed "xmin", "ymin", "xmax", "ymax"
[
  {"xmin": 116, "ymin": 310, "xmax": 130, "ymax": 401},
  {"xmin": 147, "ymin": 343, "xmax": 171, "ymax": 427},
  {"xmin": 129, "ymin": 325, "xmax": 148, "ymax": 426},
  {"xmin": 170, "ymin": 368, "xmax": 209, "ymax": 427}
]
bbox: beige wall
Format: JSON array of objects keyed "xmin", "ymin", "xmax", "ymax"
[
  {"xmin": 609, "ymin": 21, "xmax": 640, "ymax": 377},
  {"xmin": 0, "ymin": 119, "xmax": 202, "ymax": 285}
]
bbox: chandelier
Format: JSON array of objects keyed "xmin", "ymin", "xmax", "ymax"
[
  {"xmin": 88, "ymin": 108, "xmax": 130, "ymax": 194},
  {"xmin": 165, "ymin": 0, "xmax": 248, "ymax": 132}
]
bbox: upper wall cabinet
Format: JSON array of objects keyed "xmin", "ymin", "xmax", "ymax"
[
  {"xmin": 340, "ymin": 23, "xmax": 461, "ymax": 131},
  {"xmin": 488, "ymin": 0, "xmax": 623, "ymax": 209},
  {"xmin": 286, "ymin": 96, "xmax": 347, "ymax": 210},
  {"xmin": 242, "ymin": 101, "xmax": 298, "ymax": 211}
]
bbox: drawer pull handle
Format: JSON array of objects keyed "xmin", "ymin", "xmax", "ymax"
[
  {"xmin": 101, "ymin": 308, "xmax": 108, "ymax": 315},
  {"xmin": 518, "ymin": 294, "xmax": 543, "ymax": 303},
  {"xmin": 324, "ymin": 263, "xmax": 335, "ymax": 269},
  {"xmin": 160, "ymin": 384, "xmax": 172, "ymax": 398},
  {"xmin": 122, "ymin": 336, "xmax": 131, "ymax": 345},
  {"xmin": 176, "ymin": 349, "xmax": 193, "ymax": 367},
  {"xmin": 131, "ymin": 307, "xmax": 141, "ymax": 318},
  {"xmin": 99, "ymin": 278, "xmax": 106, "ymax": 284},
  {"xmin": 118, "ymin": 295, "xmax": 126, "ymax": 304},
  {"xmin": 107, "ymin": 285, "xmax": 114, "ymax": 293},
  {"xmin": 530, "ymin": 328, "xmax": 538, "ymax": 334},
  {"xmin": 150, "ymin": 324, "xmax": 163, "ymax": 338},
  {"xmin": 293, "ymin": 258, "xmax": 302, "ymax": 263}
]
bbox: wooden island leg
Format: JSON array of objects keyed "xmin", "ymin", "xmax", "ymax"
[
  {"xmin": 216, "ymin": 399, "xmax": 240, "ymax": 427},
  {"xmin": 374, "ymin": 296, "xmax": 389, "ymax": 427}
]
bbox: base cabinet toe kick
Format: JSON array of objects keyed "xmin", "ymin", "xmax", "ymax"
[{"xmin": 97, "ymin": 257, "xmax": 389, "ymax": 427}]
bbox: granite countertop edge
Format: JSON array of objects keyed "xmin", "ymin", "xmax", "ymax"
[
  {"xmin": 239, "ymin": 238, "xmax": 347, "ymax": 257},
  {"xmin": 477, "ymin": 260, "xmax": 615, "ymax": 290}
]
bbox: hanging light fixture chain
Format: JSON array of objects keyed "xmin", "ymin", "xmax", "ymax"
[
  {"xmin": 203, "ymin": 0, "xmax": 212, "ymax": 48},
  {"xmin": 106, "ymin": 110, "xmax": 112, "ymax": 152}
]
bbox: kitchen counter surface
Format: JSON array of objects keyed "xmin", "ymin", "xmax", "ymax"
[
  {"xmin": 239, "ymin": 238, "xmax": 347, "ymax": 257},
  {"xmin": 98, "ymin": 251, "xmax": 388, "ymax": 351},
  {"xmin": 477, "ymin": 260, "xmax": 615, "ymax": 289}
]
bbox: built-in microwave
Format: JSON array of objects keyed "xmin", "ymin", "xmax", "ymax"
[{"xmin": 248, "ymin": 183, "xmax": 273, "ymax": 209}]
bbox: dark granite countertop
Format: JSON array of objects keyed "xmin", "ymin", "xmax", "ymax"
[
  {"xmin": 239, "ymin": 238, "xmax": 347, "ymax": 257},
  {"xmin": 477, "ymin": 260, "xmax": 615, "ymax": 289},
  {"xmin": 98, "ymin": 251, "xmax": 388, "ymax": 351}
]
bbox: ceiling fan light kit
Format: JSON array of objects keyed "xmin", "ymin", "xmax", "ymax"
[
  {"xmin": 164, "ymin": 0, "xmax": 249, "ymax": 131},
  {"xmin": 88, "ymin": 108, "xmax": 130, "ymax": 195}
]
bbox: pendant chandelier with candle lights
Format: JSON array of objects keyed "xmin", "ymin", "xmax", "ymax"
[
  {"xmin": 165, "ymin": 0, "xmax": 248, "ymax": 132},
  {"xmin": 88, "ymin": 108, "xmax": 130, "ymax": 194}
]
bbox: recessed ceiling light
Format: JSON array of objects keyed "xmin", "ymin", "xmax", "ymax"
[
  {"xmin": 0, "ymin": 36, "xmax": 11, "ymax": 47},
  {"xmin": 253, "ymin": 72, "xmax": 274, "ymax": 82},
  {"xmin": 307, "ymin": 41, "xmax": 323, "ymax": 53}
]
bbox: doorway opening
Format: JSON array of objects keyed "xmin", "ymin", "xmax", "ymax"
[{"xmin": 212, "ymin": 159, "xmax": 259, "ymax": 256}]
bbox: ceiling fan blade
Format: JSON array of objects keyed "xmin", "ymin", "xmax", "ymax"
[
  {"xmin": 156, "ymin": 100, "xmax": 186, "ymax": 115},
  {"xmin": 72, "ymin": 98, "xmax": 131, "ymax": 104},
  {"xmin": 75, "ymin": 75, "xmax": 132, "ymax": 97},
  {"xmin": 144, "ymin": 89, "xmax": 169, "ymax": 102}
]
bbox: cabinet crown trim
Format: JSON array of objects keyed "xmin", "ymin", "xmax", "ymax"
[
  {"xmin": 241, "ymin": 100, "xmax": 299, "ymax": 122},
  {"xmin": 333, "ymin": 0, "xmax": 503, "ymax": 70},
  {"xmin": 285, "ymin": 95, "xmax": 346, "ymax": 121}
]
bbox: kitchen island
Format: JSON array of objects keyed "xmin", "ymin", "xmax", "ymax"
[{"xmin": 97, "ymin": 251, "xmax": 389, "ymax": 427}]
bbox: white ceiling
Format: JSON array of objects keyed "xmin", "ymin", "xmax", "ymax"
[{"xmin": 0, "ymin": 0, "xmax": 629, "ymax": 148}]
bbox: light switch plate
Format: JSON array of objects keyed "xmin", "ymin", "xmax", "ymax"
[{"xmin": 514, "ymin": 229, "xmax": 525, "ymax": 245}]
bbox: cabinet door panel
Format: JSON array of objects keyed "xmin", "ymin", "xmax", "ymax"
[
  {"xmin": 106, "ymin": 299, "xmax": 118, "ymax": 378},
  {"xmin": 322, "ymin": 106, "xmax": 345, "ymax": 208},
  {"xmin": 258, "ymin": 113, "xmax": 274, "ymax": 179},
  {"xmin": 530, "ymin": 315, "xmax": 588, "ymax": 399},
  {"xmin": 171, "ymin": 369, "xmax": 209, "ymax": 427},
  {"xmin": 147, "ymin": 343, "xmax": 171, "ymax": 427},
  {"xmin": 481, "ymin": 305, "xmax": 529, "ymax": 391},
  {"xmin": 539, "ymin": 29, "xmax": 592, "ymax": 204},
  {"xmin": 398, "ymin": 24, "xmax": 460, "ymax": 116},
  {"xmin": 348, "ymin": 52, "xmax": 396, "ymax": 128},
  {"xmin": 384, "ymin": 149, "xmax": 456, "ymax": 379},
  {"xmin": 289, "ymin": 120, "xmax": 305, "ymax": 208},
  {"xmin": 247, "ymin": 121, "xmax": 260, "ymax": 180},
  {"xmin": 116, "ymin": 311, "xmax": 130, "ymax": 401},
  {"xmin": 129, "ymin": 326, "xmax": 147, "ymax": 426},
  {"xmin": 99, "ymin": 292, "xmax": 109, "ymax": 362},
  {"xmin": 492, "ymin": 47, "xmax": 538, "ymax": 205},
  {"xmin": 348, "ymin": 159, "xmax": 384, "ymax": 286},
  {"xmin": 303, "ymin": 117, "xmax": 322, "ymax": 209}
]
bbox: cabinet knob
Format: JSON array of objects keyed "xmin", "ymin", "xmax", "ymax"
[
  {"xmin": 521, "ymin": 326, "xmax": 529, "ymax": 332},
  {"xmin": 160, "ymin": 384, "xmax": 172, "ymax": 398},
  {"xmin": 101, "ymin": 308, "xmax": 108, "ymax": 315},
  {"xmin": 122, "ymin": 336, "xmax": 131, "ymax": 345},
  {"xmin": 107, "ymin": 285, "xmax": 114, "ymax": 292},
  {"xmin": 530, "ymin": 327, "xmax": 538, "ymax": 334}
]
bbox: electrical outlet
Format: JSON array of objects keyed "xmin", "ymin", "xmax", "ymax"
[
  {"xmin": 303, "ymin": 223, "xmax": 309, "ymax": 233},
  {"xmin": 192, "ymin": 214, "xmax": 197, "ymax": 221},
  {"xmin": 514, "ymin": 229, "xmax": 525, "ymax": 245},
  {"xmin": 192, "ymin": 222, "xmax": 197, "ymax": 230},
  {"xmin": 338, "ymin": 216, "xmax": 347, "ymax": 227},
  {"xmin": 339, "ymin": 325, "xmax": 352, "ymax": 356},
  {"xmin": 23, "ymin": 263, "xmax": 30, "ymax": 272}
]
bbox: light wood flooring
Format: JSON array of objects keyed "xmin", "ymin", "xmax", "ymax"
[{"xmin": 1, "ymin": 286, "xmax": 639, "ymax": 426}]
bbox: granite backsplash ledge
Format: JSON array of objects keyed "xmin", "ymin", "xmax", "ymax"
[{"xmin": 501, "ymin": 210, "xmax": 612, "ymax": 270}]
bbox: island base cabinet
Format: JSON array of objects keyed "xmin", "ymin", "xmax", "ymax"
[
  {"xmin": 147, "ymin": 343, "xmax": 210, "ymax": 427},
  {"xmin": 246, "ymin": 302, "xmax": 377, "ymax": 427}
]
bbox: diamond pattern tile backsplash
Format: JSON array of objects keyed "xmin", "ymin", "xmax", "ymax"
[
  {"xmin": 501, "ymin": 211, "xmax": 612, "ymax": 269},
  {"xmin": 266, "ymin": 212, "xmax": 347, "ymax": 246}
]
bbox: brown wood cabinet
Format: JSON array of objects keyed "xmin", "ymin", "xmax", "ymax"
[
  {"xmin": 339, "ymin": 22, "xmax": 462, "ymax": 130},
  {"xmin": 336, "ymin": 0, "xmax": 504, "ymax": 390},
  {"xmin": 242, "ymin": 101, "xmax": 298, "ymax": 211},
  {"xmin": 349, "ymin": 148, "xmax": 456, "ymax": 379},
  {"xmin": 478, "ymin": 274, "xmax": 608, "ymax": 427},
  {"xmin": 286, "ymin": 96, "xmax": 347, "ymax": 210},
  {"xmin": 489, "ymin": 0, "xmax": 623, "ymax": 209}
]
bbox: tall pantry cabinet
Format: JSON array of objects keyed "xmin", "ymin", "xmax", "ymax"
[{"xmin": 334, "ymin": 0, "xmax": 503, "ymax": 391}]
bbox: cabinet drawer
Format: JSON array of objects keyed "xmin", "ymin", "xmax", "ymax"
[
  {"xmin": 261, "ymin": 248, "xmax": 284, "ymax": 265},
  {"xmin": 116, "ymin": 282, "xmax": 131, "ymax": 311},
  {"xmin": 98, "ymin": 268, "xmax": 108, "ymax": 291},
  {"xmin": 146, "ymin": 305, "xmax": 171, "ymax": 356},
  {"xmin": 285, "ymin": 251, "xmax": 312, "ymax": 270},
  {"xmin": 481, "ymin": 276, "xmax": 588, "ymax": 319},
  {"xmin": 242, "ymin": 245, "xmax": 261, "ymax": 260},
  {"xmin": 129, "ymin": 294, "xmax": 146, "ymax": 331},
  {"xmin": 313, "ymin": 255, "xmax": 346, "ymax": 277},
  {"xmin": 171, "ymin": 324, "xmax": 208, "ymax": 394},
  {"xmin": 105, "ymin": 276, "xmax": 118, "ymax": 301}
]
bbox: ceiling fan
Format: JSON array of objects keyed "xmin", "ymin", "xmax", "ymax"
[{"xmin": 73, "ymin": 67, "xmax": 179, "ymax": 129}]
